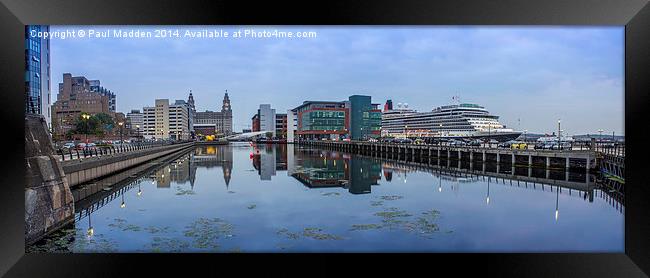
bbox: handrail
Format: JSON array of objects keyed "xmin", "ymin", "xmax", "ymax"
[{"xmin": 57, "ymin": 140, "xmax": 194, "ymax": 161}]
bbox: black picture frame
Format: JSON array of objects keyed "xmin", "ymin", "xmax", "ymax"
[{"xmin": 1, "ymin": 0, "xmax": 648, "ymax": 277}]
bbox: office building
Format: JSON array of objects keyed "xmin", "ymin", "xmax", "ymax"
[
  {"xmin": 126, "ymin": 109, "xmax": 144, "ymax": 137},
  {"xmin": 89, "ymin": 80, "xmax": 116, "ymax": 112},
  {"xmin": 290, "ymin": 95, "xmax": 381, "ymax": 141},
  {"xmin": 25, "ymin": 25, "xmax": 51, "ymax": 129},
  {"xmin": 252, "ymin": 114, "xmax": 260, "ymax": 132},
  {"xmin": 259, "ymin": 104, "xmax": 276, "ymax": 136},
  {"xmin": 143, "ymin": 99, "xmax": 190, "ymax": 140},
  {"xmin": 51, "ymin": 73, "xmax": 114, "ymax": 137}
]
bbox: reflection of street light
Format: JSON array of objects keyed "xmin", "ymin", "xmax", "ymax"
[
  {"xmin": 486, "ymin": 177, "xmax": 491, "ymax": 204},
  {"xmin": 438, "ymin": 171, "xmax": 442, "ymax": 192},
  {"xmin": 86, "ymin": 211, "xmax": 93, "ymax": 237},
  {"xmin": 120, "ymin": 194, "xmax": 126, "ymax": 208},
  {"xmin": 555, "ymin": 185, "xmax": 560, "ymax": 221},
  {"xmin": 137, "ymin": 184, "xmax": 142, "ymax": 196}
]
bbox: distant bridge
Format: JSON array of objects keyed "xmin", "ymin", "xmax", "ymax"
[{"xmin": 224, "ymin": 131, "xmax": 268, "ymax": 141}]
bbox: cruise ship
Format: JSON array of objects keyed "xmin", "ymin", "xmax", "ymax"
[{"xmin": 381, "ymin": 103, "xmax": 522, "ymax": 142}]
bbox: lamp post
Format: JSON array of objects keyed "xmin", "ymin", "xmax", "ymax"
[
  {"xmin": 404, "ymin": 125, "xmax": 408, "ymax": 139},
  {"xmin": 557, "ymin": 119, "xmax": 561, "ymax": 146},
  {"xmin": 136, "ymin": 124, "xmax": 140, "ymax": 141},
  {"xmin": 597, "ymin": 129, "xmax": 603, "ymax": 142},
  {"xmin": 118, "ymin": 121, "xmax": 124, "ymax": 144},
  {"xmin": 81, "ymin": 113, "xmax": 91, "ymax": 144}
]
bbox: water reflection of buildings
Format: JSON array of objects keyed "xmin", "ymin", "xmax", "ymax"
[
  {"xmin": 288, "ymin": 148, "xmax": 382, "ymax": 194},
  {"xmin": 192, "ymin": 146, "xmax": 233, "ymax": 188},
  {"xmin": 252, "ymin": 144, "xmax": 287, "ymax": 180},
  {"xmin": 149, "ymin": 146, "xmax": 233, "ymax": 189}
]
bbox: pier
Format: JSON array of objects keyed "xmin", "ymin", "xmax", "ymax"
[{"xmin": 300, "ymin": 140, "xmax": 598, "ymax": 172}]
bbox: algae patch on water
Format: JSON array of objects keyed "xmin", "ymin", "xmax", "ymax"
[
  {"xmin": 183, "ymin": 218, "xmax": 235, "ymax": 250},
  {"xmin": 175, "ymin": 186, "xmax": 196, "ymax": 196},
  {"xmin": 349, "ymin": 224, "xmax": 383, "ymax": 231}
]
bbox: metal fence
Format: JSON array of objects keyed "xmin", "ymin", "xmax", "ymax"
[{"xmin": 56, "ymin": 140, "xmax": 193, "ymax": 161}]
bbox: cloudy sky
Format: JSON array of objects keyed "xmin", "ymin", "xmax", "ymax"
[{"xmin": 49, "ymin": 26, "xmax": 624, "ymax": 135}]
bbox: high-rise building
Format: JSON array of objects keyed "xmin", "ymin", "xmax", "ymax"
[
  {"xmin": 194, "ymin": 92, "xmax": 233, "ymax": 136},
  {"xmin": 51, "ymin": 73, "xmax": 114, "ymax": 137},
  {"xmin": 286, "ymin": 109, "xmax": 298, "ymax": 143},
  {"xmin": 25, "ymin": 25, "xmax": 51, "ymax": 129},
  {"xmin": 89, "ymin": 80, "xmax": 116, "ymax": 112},
  {"xmin": 349, "ymin": 95, "xmax": 382, "ymax": 140},
  {"xmin": 142, "ymin": 99, "xmax": 190, "ymax": 140},
  {"xmin": 259, "ymin": 104, "xmax": 276, "ymax": 136}
]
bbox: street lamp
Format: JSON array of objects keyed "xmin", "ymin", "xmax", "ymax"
[
  {"xmin": 557, "ymin": 119, "xmax": 561, "ymax": 146},
  {"xmin": 81, "ymin": 113, "xmax": 91, "ymax": 143},
  {"xmin": 118, "ymin": 121, "xmax": 124, "ymax": 144},
  {"xmin": 597, "ymin": 129, "xmax": 603, "ymax": 142}
]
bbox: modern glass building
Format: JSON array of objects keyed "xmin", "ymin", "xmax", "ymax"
[
  {"xmin": 291, "ymin": 95, "xmax": 381, "ymax": 141},
  {"xmin": 349, "ymin": 95, "xmax": 381, "ymax": 140},
  {"xmin": 25, "ymin": 25, "xmax": 51, "ymax": 128}
]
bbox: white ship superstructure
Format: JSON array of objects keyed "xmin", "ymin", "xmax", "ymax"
[{"xmin": 381, "ymin": 103, "xmax": 521, "ymax": 141}]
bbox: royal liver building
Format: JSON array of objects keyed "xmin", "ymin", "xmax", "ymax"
[{"xmin": 194, "ymin": 91, "xmax": 233, "ymax": 136}]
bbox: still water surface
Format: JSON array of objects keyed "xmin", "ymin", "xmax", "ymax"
[{"xmin": 30, "ymin": 143, "xmax": 624, "ymax": 252}]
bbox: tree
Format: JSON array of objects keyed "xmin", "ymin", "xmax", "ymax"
[
  {"xmin": 265, "ymin": 132, "xmax": 273, "ymax": 139},
  {"xmin": 71, "ymin": 113, "xmax": 115, "ymax": 138}
]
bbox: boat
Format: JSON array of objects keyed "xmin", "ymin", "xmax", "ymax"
[{"xmin": 381, "ymin": 102, "xmax": 522, "ymax": 142}]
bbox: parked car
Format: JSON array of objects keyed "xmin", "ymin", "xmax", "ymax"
[
  {"xmin": 62, "ymin": 142, "xmax": 76, "ymax": 149},
  {"xmin": 393, "ymin": 138, "xmax": 413, "ymax": 144},
  {"xmin": 86, "ymin": 143, "xmax": 97, "ymax": 148},
  {"xmin": 534, "ymin": 142, "xmax": 547, "ymax": 150},
  {"xmin": 368, "ymin": 138, "xmax": 379, "ymax": 143},
  {"xmin": 449, "ymin": 139, "xmax": 467, "ymax": 147},
  {"xmin": 75, "ymin": 143, "xmax": 87, "ymax": 150},
  {"xmin": 498, "ymin": 140, "xmax": 515, "ymax": 148},
  {"xmin": 467, "ymin": 139, "xmax": 482, "ymax": 147},
  {"xmin": 414, "ymin": 138, "xmax": 425, "ymax": 145}
]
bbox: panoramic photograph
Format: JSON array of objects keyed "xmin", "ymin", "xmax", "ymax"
[{"xmin": 24, "ymin": 25, "xmax": 625, "ymax": 253}]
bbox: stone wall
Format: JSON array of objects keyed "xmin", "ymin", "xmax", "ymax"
[{"xmin": 25, "ymin": 115, "xmax": 74, "ymax": 245}]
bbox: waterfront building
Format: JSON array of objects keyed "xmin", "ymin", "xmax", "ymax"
[
  {"xmin": 259, "ymin": 104, "xmax": 276, "ymax": 137},
  {"xmin": 143, "ymin": 99, "xmax": 190, "ymax": 140},
  {"xmin": 286, "ymin": 109, "xmax": 298, "ymax": 143},
  {"xmin": 252, "ymin": 114, "xmax": 260, "ymax": 132},
  {"xmin": 187, "ymin": 92, "xmax": 196, "ymax": 135},
  {"xmin": 126, "ymin": 109, "xmax": 144, "ymax": 137},
  {"xmin": 194, "ymin": 92, "xmax": 233, "ymax": 136},
  {"xmin": 349, "ymin": 95, "xmax": 382, "ymax": 140},
  {"xmin": 291, "ymin": 95, "xmax": 381, "ymax": 141},
  {"xmin": 51, "ymin": 73, "xmax": 114, "ymax": 137},
  {"xmin": 275, "ymin": 113, "xmax": 288, "ymax": 138},
  {"xmin": 25, "ymin": 25, "xmax": 51, "ymax": 130},
  {"xmin": 381, "ymin": 102, "xmax": 520, "ymax": 140}
]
